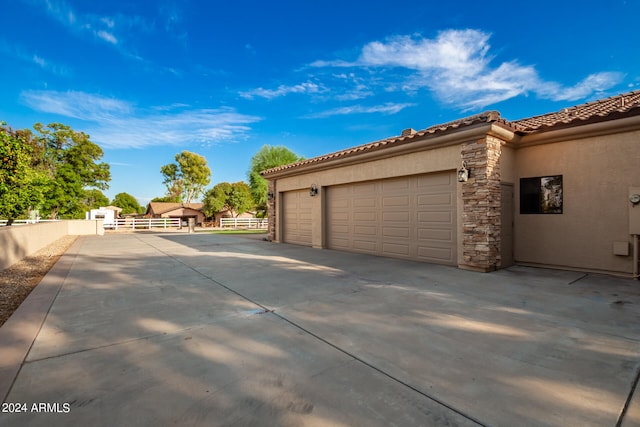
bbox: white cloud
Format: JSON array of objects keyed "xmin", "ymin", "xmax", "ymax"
[
  {"xmin": 32, "ymin": 54, "xmax": 46, "ymax": 67},
  {"xmin": 359, "ymin": 30, "xmax": 491, "ymax": 75},
  {"xmin": 312, "ymin": 29, "xmax": 624, "ymax": 110},
  {"xmin": 20, "ymin": 90, "xmax": 261, "ymax": 149},
  {"xmin": 0, "ymin": 38, "xmax": 69, "ymax": 75},
  {"xmin": 32, "ymin": 0, "xmax": 156, "ymax": 50},
  {"xmin": 96, "ymin": 30, "xmax": 117, "ymax": 45},
  {"xmin": 537, "ymin": 72, "xmax": 625, "ymax": 102},
  {"xmin": 101, "ymin": 17, "xmax": 115, "ymax": 28},
  {"xmin": 42, "ymin": 0, "xmax": 76, "ymax": 26},
  {"xmin": 306, "ymin": 102, "xmax": 415, "ymax": 118},
  {"xmin": 240, "ymin": 81, "xmax": 324, "ymax": 100}
]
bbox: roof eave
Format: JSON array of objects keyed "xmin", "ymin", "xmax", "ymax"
[
  {"xmin": 516, "ymin": 111, "xmax": 640, "ymax": 147},
  {"xmin": 262, "ymin": 121, "xmax": 516, "ymax": 179}
]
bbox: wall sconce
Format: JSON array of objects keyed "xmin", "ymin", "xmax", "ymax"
[
  {"xmin": 267, "ymin": 191, "xmax": 274, "ymax": 200},
  {"xmin": 457, "ymin": 161, "xmax": 470, "ymax": 182},
  {"xmin": 309, "ymin": 184, "xmax": 319, "ymax": 197}
]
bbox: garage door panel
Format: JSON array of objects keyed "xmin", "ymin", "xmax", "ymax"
[
  {"xmin": 418, "ymin": 228, "xmax": 454, "ymax": 241},
  {"xmin": 353, "ymin": 240, "xmax": 377, "ymax": 252},
  {"xmin": 383, "ymin": 177, "xmax": 410, "ymax": 188},
  {"xmin": 332, "ymin": 224, "xmax": 349, "ymax": 234},
  {"xmin": 282, "ymin": 190, "xmax": 313, "ymax": 246},
  {"xmin": 354, "ymin": 225, "xmax": 377, "ymax": 236},
  {"xmin": 418, "ymin": 211, "xmax": 454, "ymax": 223},
  {"xmin": 354, "ymin": 197, "xmax": 376, "ymax": 208},
  {"xmin": 383, "ymin": 212, "xmax": 410, "ymax": 222},
  {"xmin": 383, "ymin": 227, "xmax": 410, "ymax": 238},
  {"xmin": 332, "ymin": 211, "xmax": 350, "ymax": 220},
  {"xmin": 299, "ymin": 212, "xmax": 313, "ymax": 221},
  {"xmin": 383, "ymin": 195, "xmax": 410, "ymax": 207},
  {"xmin": 354, "ymin": 212, "xmax": 376, "ymax": 222},
  {"xmin": 383, "ymin": 243, "xmax": 410, "ymax": 256},
  {"xmin": 418, "ymin": 193, "xmax": 454, "ymax": 206},
  {"xmin": 418, "ymin": 246, "xmax": 453, "ymax": 261},
  {"xmin": 332, "ymin": 198, "xmax": 350, "ymax": 209},
  {"xmin": 326, "ymin": 171, "xmax": 456, "ymax": 265},
  {"xmin": 353, "ymin": 183, "xmax": 376, "ymax": 194},
  {"xmin": 331, "ymin": 237, "xmax": 349, "ymax": 249}
]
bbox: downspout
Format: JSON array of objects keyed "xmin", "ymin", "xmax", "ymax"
[{"xmin": 634, "ymin": 234, "xmax": 639, "ymax": 280}]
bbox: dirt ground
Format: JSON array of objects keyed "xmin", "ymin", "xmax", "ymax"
[{"xmin": 0, "ymin": 235, "xmax": 77, "ymax": 327}]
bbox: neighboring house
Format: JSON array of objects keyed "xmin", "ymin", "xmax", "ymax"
[
  {"xmin": 86, "ymin": 206, "xmax": 122, "ymax": 227},
  {"xmin": 262, "ymin": 90, "xmax": 640, "ymax": 276},
  {"xmin": 102, "ymin": 205, "xmax": 124, "ymax": 217},
  {"xmin": 146, "ymin": 202, "xmax": 205, "ymax": 226}
]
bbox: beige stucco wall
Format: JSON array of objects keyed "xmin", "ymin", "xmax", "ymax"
[
  {"xmin": 499, "ymin": 144, "xmax": 517, "ymax": 184},
  {"xmin": 0, "ymin": 221, "xmax": 68, "ymax": 270},
  {"xmin": 67, "ymin": 219, "xmax": 105, "ymax": 236},
  {"xmin": 0, "ymin": 220, "xmax": 103, "ymax": 270},
  {"xmin": 514, "ymin": 129, "xmax": 640, "ymax": 274}
]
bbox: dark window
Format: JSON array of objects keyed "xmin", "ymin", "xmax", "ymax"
[{"xmin": 520, "ymin": 175, "xmax": 563, "ymax": 214}]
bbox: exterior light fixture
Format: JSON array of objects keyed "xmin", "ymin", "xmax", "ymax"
[
  {"xmin": 457, "ymin": 161, "xmax": 470, "ymax": 182},
  {"xmin": 309, "ymin": 184, "xmax": 319, "ymax": 197},
  {"xmin": 267, "ymin": 191, "xmax": 274, "ymax": 200}
]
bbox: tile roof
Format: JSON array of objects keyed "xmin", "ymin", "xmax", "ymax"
[
  {"xmin": 512, "ymin": 90, "xmax": 640, "ymax": 132},
  {"xmin": 147, "ymin": 202, "xmax": 204, "ymax": 214},
  {"xmin": 261, "ymin": 111, "xmax": 503, "ymax": 176},
  {"xmin": 260, "ymin": 90, "xmax": 640, "ymax": 177}
]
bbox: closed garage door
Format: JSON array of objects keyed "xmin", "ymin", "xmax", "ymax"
[
  {"xmin": 326, "ymin": 171, "xmax": 457, "ymax": 265},
  {"xmin": 282, "ymin": 189, "xmax": 313, "ymax": 246}
]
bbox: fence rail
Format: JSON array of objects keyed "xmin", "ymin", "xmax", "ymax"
[{"xmin": 220, "ymin": 218, "xmax": 268, "ymax": 229}]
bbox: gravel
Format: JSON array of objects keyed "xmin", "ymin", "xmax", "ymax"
[{"xmin": 0, "ymin": 235, "xmax": 77, "ymax": 327}]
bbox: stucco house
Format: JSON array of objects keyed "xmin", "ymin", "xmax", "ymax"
[
  {"xmin": 261, "ymin": 90, "xmax": 640, "ymax": 277},
  {"xmin": 146, "ymin": 202, "xmax": 206, "ymax": 226}
]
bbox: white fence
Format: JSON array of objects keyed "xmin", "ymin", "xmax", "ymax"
[
  {"xmin": 220, "ymin": 218, "xmax": 268, "ymax": 229},
  {"xmin": 107, "ymin": 218, "xmax": 182, "ymax": 230}
]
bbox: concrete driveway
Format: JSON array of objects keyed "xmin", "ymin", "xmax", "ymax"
[{"xmin": 1, "ymin": 233, "xmax": 639, "ymax": 426}]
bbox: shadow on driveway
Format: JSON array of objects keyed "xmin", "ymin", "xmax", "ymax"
[{"xmin": 1, "ymin": 233, "xmax": 639, "ymax": 426}]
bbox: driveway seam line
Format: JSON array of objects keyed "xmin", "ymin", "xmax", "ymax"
[
  {"xmin": 616, "ymin": 362, "xmax": 640, "ymax": 427},
  {"xmin": 141, "ymin": 235, "xmax": 488, "ymax": 427},
  {"xmin": 270, "ymin": 310, "xmax": 487, "ymax": 426}
]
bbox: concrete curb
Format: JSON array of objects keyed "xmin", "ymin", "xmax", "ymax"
[{"xmin": 0, "ymin": 237, "xmax": 84, "ymax": 402}]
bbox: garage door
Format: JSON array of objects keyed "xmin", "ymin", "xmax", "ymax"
[
  {"xmin": 282, "ymin": 189, "xmax": 313, "ymax": 246},
  {"xmin": 326, "ymin": 171, "xmax": 457, "ymax": 265}
]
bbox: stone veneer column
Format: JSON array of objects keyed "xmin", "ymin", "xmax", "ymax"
[
  {"xmin": 267, "ymin": 180, "xmax": 276, "ymax": 242},
  {"xmin": 460, "ymin": 136, "xmax": 502, "ymax": 271}
]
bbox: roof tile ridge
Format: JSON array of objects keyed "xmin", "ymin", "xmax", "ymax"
[{"xmin": 261, "ymin": 111, "xmax": 504, "ymax": 175}]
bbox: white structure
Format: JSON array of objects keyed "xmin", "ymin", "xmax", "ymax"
[{"xmin": 86, "ymin": 207, "xmax": 116, "ymax": 227}]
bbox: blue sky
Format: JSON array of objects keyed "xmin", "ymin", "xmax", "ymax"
[{"xmin": 1, "ymin": 0, "xmax": 639, "ymax": 205}]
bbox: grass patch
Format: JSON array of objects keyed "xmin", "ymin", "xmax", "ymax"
[{"xmin": 208, "ymin": 229, "xmax": 268, "ymax": 235}]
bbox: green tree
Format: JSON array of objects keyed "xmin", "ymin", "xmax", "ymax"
[
  {"xmin": 111, "ymin": 192, "xmax": 144, "ymax": 214},
  {"xmin": 248, "ymin": 145, "xmax": 303, "ymax": 216},
  {"xmin": 83, "ymin": 189, "xmax": 110, "ymax": 210},
  {"xmin": 31, "ymin": 123, "xmax": 110, "ymax": 219},
  {"xmin": 161, "ymin": 151, "xmax": 211, "ymax": 203},
  {"xmin": 151, "ymin": 196, "xmax": 180, "ymax": 203},
  {"xmin": 0, "ymin": 123, "xmax": 51, "ymax": 225},
  {"xmin": 202, "ymin": 181, "xmax": 255, "ymax": 218}
]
